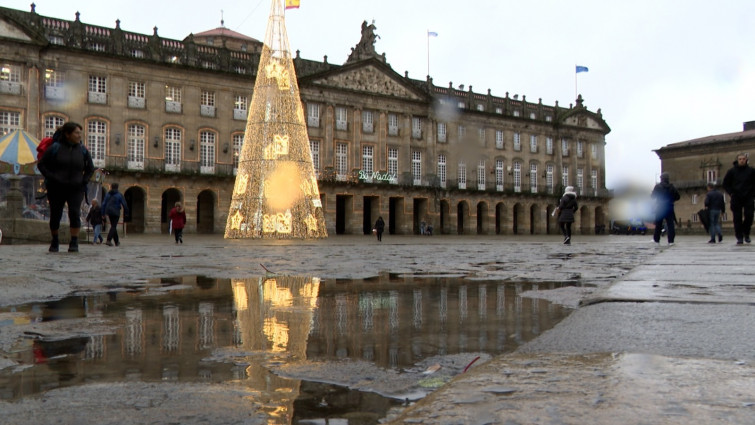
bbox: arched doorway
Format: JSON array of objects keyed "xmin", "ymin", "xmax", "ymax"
[
  {"xmin": 388, "ymin": 197, "xmax": 403, "ymax": 235},
  {"xmin": 595, "ymin": 206, "xmax": 606, "ymax": 234},
  {"xmin": 580, "ymin": 205, "xmax": 590, "ymax": 235},
  {"xmin": 124, "ymin": 186, "xmax": 146, "ymax": 233},
  {"xmin": 546, "ymin": 204, "xmax": 558, "ymax": 234},
  {"xmin": 413, "ymin": 198, "xmax": 429, "ymax": 234},
  {"xmin": 197, "ymin": 189, "xmax": 216, "ymax": 234},
  {"xmin": 457, "ymin": 201, "xmax": 469, "ymax": 234},
  {"xmin": 440, "ymin": 200, "xmax": 450, "ymax": 235},
  {"xmin": 495, "ymin": 202, "xmax": 506, "ymax": 235},
  {"xmin": 530, "ymin": 204, "xmax": 540, "ymax": 234},
  {"xmin": 161, "ymin": 188, "xmax": 183, "ymax": 234},
  {"xmin": 476, "ymin": 201, "xmax": 488, "ymax": 234},
  {"xmin": 512, "ymin": 203, "xmax": 524, "ymax": 234}
]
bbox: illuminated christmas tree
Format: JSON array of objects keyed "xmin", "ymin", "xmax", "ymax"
[{"xmin": 225, "ymin": 0, "xmax": 327, "ymax": 239}]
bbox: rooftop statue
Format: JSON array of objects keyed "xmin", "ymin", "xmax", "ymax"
[{"xmin": 347, "ymin": 20, "xmax": 385, "ymax": 63}]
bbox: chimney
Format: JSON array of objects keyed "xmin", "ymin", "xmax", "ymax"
[{"xmin": 744, "ymin": 121, "xmax": 755, "ymax": 131}]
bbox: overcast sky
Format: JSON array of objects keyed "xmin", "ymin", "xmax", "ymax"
[{"xmin": 7, "ymin": 0, "xmax": 755, "ymax": 190}]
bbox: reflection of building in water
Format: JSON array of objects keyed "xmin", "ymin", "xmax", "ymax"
[
  {"xmin": 306, "ymin": 277, "xmax": 572, "ymax": 369},
  {"xmin": 232, "ymin": 275, "xmax": 321, "ymax": 424},
  {"xmin": 198, "ymin": 302, "xmax": 214, "ymax": 350},
  {"xmin": 232, "ymin": 276, "xmax": 320, "ymax": 356},
  {"xmin": 162, "ymin": 305, "xmax": 180, "ymax": 353},
  {"xmin": 125, "ymin": 308, "xmax": 144, "ymax": 358},
  {"xmin": 3, "ymin": 274, "xmax": 570, "ymax": 423}
]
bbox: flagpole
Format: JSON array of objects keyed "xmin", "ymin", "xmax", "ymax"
[
  {"xmin": 575, "ymin": 65, "xmax": 577, "ymax": 100},
  {"xmin": 427, "ymin": 30, "xmax": 430, "ymax": 77}
]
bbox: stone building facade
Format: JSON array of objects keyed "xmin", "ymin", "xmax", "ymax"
[
  {"xmin": 654, "ymin": 121, "xmax": 755, "ymax": 233},
  {"xmin": 0, "ymin": 5, "xmax": 611, "ymax": 236}
]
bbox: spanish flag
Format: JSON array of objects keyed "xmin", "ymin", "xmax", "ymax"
[{"xmin": 285, "ymin": 0, "xmax": 300, "ymax": 9}]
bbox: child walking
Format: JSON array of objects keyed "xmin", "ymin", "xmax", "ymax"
[
  {"xmin": 86, "ymin": 199, "xmax": 104, "ymax": 244},
  {"xmin": 169, "ymin": 201, "xmax": 186, "ymax": 244}
]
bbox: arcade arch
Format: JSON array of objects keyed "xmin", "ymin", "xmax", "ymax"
[
  {"xmin": 124, "ymin": 186, "xmax": 146, "ymax": 234},
  {"xmin": 161, "ymin": 188, "xmax": 183, "ymax": 234},
  {"xmin": 197, "ymin": 189, "xmax": 216, "ymax": 233}
]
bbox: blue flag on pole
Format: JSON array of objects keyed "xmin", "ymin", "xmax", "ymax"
[
  {"xmin": 576, "ymin": 65, "xmax": 589, "ymax": 73},
  {"xmin": 428, "ymin": 31, "xmax": 438, "ymax": 37}
]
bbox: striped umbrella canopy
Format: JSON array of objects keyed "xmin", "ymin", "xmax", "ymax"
[{"xmin": 0, "ymin": 129, "xmax": 41, "ymax": 165}]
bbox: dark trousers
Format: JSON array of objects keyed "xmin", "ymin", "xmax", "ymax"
[
  {"xmin": 709, "ymin": 209, "xmax": 722, "ymax": 240},
  {"xmin": 559, "ymin": 222, "xmax": 572, "ymax": 239},
  {"xmin": 47, "ymin": 183, "xmax": 84, "ymax": 231},
  {"xmin": 730, "ymin": 200, "xmax": 754, "ymax": 241},
  {"xmin": 653, "ymin": 211, "xmax": 676, "ymax": 243},
  {"xmin": 376, "ymin": 230, "xmax": 383, "ymax": 241},
  {"xmin": 174, "ymin": 227, "xmax": 184, "ymax": 243},
  {"xmin": 107, "ymin": 214, "xmax": 120, "ymax": 244}
]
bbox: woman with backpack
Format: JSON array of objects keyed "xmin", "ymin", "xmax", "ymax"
[
  {"xmin": 101, "ymin": 183, "xmax": 129, "ymax": 246},
  {"xmin": 37, "ymin": 122, "xmax": 94, "ymax": 253}
]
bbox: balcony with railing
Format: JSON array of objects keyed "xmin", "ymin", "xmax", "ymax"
[
  {"xmin": 128, "ymin": 96, "xmax": 145, "ymax": 109},
  {"xmin": 233, "ymin": 108, "xmax": 247, "ymax": 120},
  {"xmin": 0, "ymin": 81, "xmax": 22, "ymax": 95}
]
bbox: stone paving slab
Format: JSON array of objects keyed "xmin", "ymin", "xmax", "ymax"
[
  {"xmin": 586, "ymin": 242, "xmax": 755, "ymax": 304},
  {"xmin": 386, "ymin": 353, "xmax": 755, "ymax": 425}
]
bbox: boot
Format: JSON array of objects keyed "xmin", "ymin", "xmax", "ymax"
[
  {"xmin": 49, "ymin": 235, "xmax": 59, "ymax": 252},
  {"xmin": 68, "ymin": 236, "xmax": 79, "ymax": 253}
]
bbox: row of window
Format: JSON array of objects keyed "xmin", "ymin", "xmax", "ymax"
[
  {"xmin": 34, "ymin": 115, "xmax": 244, "ymax": 173},
  {"xmin": 8, "ymin": 65, "xmax": 597, "ymax": 160},
  {"xmin": 2, "ymin": 109, "xmax": 601, "ymax": 193},
  {"xmin": 440, "ymin": 125, "xmax": 599, "ymax": 157},
  {"xmin": 438, "ymin": 157, "xmax": 599, "ymax": 194},
  {"xmin": 35, "ymin": 69, "xmax": 252, "ymax": 119},
  {"xmin": 308, "ymin": 139, "xmax": 600, "ymax": 193},
  {"xmin": 2, "ymin": 109, "xmax": 602, "ymax": 190},
  {"xmin": 437, "ymin": 97, "xmax": 552, "ymax": 119},
  {"xmin": 306, "ymin": 103, "xmax": 599, "ymax": 158},
  {"xmin": 307, "ymin": 104, "xmax": 397, "ymax": 136}
]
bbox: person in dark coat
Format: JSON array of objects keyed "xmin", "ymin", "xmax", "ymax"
[
  {"xmin": 168, "ymin": 201, "xmax": 187, "ymax": 244},
  {"xmin": 37, "ymin": 122, "xmax": 94, "ymax": 253},
  {"xmin": 652, "ymin": 172, "xmax": 681, "ymax": 246},
  {"xmin": 86, "ymin": 199, "xmax": 104, "ymax": 244},
  {"xmin": 722, "ymin": 153, "xmax": 755, "ymax": 244},
  {"xmin": 704, "ymin": 182, "xmax": 725, "ymax": 243},
  {"xmin": 374, "ymin": 216, "xmax": 385, "ymax": 242},
  {"xmin": 556, "ymin": 186, "xmax": 578, "ymax": 245},
  {"xmin": 101, "ymin": 183, "xmax": 129, "ymax": 246}
]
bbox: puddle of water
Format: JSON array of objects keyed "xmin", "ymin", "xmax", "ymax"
[{"xmin": 0, "ymin": 275, "xmax": 573, "ymax": 423}]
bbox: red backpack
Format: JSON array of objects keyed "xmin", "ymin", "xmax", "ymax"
[{"xmin": 36, "ymin": 136, "xmax": 54, "ymax": 162}]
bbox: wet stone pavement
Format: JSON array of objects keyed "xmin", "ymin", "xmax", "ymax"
[{"xmin": 0, "ymin": 234, "xmax": 753, "ymax": 424}]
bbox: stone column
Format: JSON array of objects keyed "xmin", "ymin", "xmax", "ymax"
[{"xmin": 5, "ymin": 176, "xmax": 25, "ymax": 218}]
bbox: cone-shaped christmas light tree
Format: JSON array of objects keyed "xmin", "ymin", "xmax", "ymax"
[{"xmin": 225, "ymin": 0, "xmax": 327, "ymax": 239}]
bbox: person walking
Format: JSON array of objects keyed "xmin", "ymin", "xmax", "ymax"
[
  {"xmin": 101, "ymin": 183, "xmax": 128, "ymax": 246},
  {"xmin": 37, "ymin": 122, "xmax": 94, "ymax": 253},
  {"xmin": 704, "ymin": 182, "xmax": 725, "ymax": 243},
  {"xmin": 651, "ymin": 172, "xmax": 681, "ymax": 246},
  {"xmin": 86, "ymin": 199, "xmax": 104, "ymax": 244},
  {"xmin": 722, "ymin": 153, "xmax": 755, "ymax": 245},
  {"xmin": 374, "ymin": 216, "xmax": 385, "ymax": 242},
  {"xmin": 169, "ymin": 201, "xmax": 186, "ymax": 244},
  {"xmin": 556, "ymin": 186, "xmax": 578, "ymax": 245}
]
